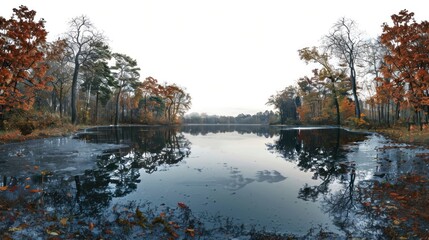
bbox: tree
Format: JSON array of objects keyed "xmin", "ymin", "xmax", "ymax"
[
  {"xmin": 111, "ymin": 53, "xmax": 140, "ymax": 125},
  {"xmin": 0, "ymin": 5, "xmax": 51, "ymax": 127},
  {"xmin": 378, "ymin": 10, "xmax": 429, "ymax": 126},
  {"xmin": 267, "ymin": 86, "xmax": 300, "ymax": 124},
  {"xmin": 361, "ymin": 38, "xmax": 394, "ymax": 124},
  {"xmin": 65, "ymin": 15, "xmax": 104, "ymax": 124},
  {"xmin": 45, "ymin": 38, "xmax": 73, "ymax": 118},
  {"xmin": 80, "ymin": 41, "xmax": 112, "ymax": 123},
  {"xmin": 324, "ymin": 18, "xmax": 365, "ymax": 119},
  {"xmin": 299, "ymin": 47, "xmax": 349, "ymax": 125},
  {"xmin": 161, "ymin": 84, "xmax": 191, "ymax": 123}
]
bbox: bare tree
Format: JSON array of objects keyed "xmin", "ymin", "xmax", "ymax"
[
  {"xmin": 65, "ymin": 15, "xmax": 105, "ymax": 124},
  {"xmin": 324, "ymin": 18, "xmax": 365, "ymax": 119}
]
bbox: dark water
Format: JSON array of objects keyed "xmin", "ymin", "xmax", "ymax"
[{"xmin": 1, "ymin": 125, "xmax": 429, "ymax": 238}]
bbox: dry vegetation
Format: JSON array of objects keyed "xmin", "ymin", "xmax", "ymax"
[
  {"xmin": 0, "ymin": 124, "xmax": 86, "ymax": 144},
  {"xmin": 375, "ymin": 125, "xmax": 429, "ymax": 146}
]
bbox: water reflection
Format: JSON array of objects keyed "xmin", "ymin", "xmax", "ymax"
[
  {"xmin": 2, "ymin": 125, "xmax": 429, "ymax": 239},
  {"xmin": 180, "ymin": 124, "xmax": 277, "ymax": 137},
  {"xmin": 267, "ymin": 128, "xmax": 368, "ymax": 201},
  {"xmin": 78, "ymin": 126, "xmax": 191, "ymax": 174}
]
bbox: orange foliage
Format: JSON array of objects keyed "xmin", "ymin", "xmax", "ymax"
[
  {"xmin": 340, "ymin": 98, "xmax": 355, "ymax": 121},
  {"xmin": 0, "ymin": 6, "xmax": 52, "ymax": 114},
  {"xmin": 378, "ymin": 10, "xmax": 429, "ymax": 111}
]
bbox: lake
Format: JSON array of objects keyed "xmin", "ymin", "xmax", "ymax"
[{"xmin": 1, "ymin": 125, "xmax": 429, "ymax": 239}]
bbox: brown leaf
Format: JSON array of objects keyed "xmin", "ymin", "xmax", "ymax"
[
  {"xmin": 89, "ymin": 222, "xmax": 95, "ymax": 231},
  {"xmin": 60, "ymin": 218, "xmax": 68, "ymax": 226}
]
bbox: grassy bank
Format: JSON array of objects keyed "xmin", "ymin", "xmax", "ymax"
[
  {"xmin": 0, "ymin": 124, "xmax": 88, "ymax": 144},
  {"xmin": 374, "ymin": 125, "xmax": 429, "ymax": 146}
]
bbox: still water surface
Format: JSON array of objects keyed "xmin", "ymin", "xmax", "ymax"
[{"xmin": 1, "ymin": 125, "xmax": 428, "ymax": 238}]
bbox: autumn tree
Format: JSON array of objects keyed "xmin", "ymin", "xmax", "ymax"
[
  {"xmin": 378, "ymin": 10, "xmax": 429, "ymax": 126},
  {"xmin": 111, "ymin": 53, "xmax": 140, "ymax": 125},
  {"xmin": 299, "ymin": 47, "xmax": 349, "ymax": 125},
  {"xmin": 0, "ymin": 6, "xmax": 52, "ymax": 128},
  {"xmin": 161, "ymin": 84, "xmax": 191, "ymax": 123},
  {"xmin": 138, "ymin": 76, "xmax": 163, "ymax": 123},
  {"xmin": 65, "ymin": 15, "xmax": 104, "ymax": 124},
  {"xmin": 324, "ymin": 18, "xmax": 365, "ymax": 119}
]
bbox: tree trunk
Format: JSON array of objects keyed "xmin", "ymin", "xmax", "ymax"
[
  {"xmin": 59, "ymin": 82, "xmax": 63, "ymax": 119},
  {"xmin": 51, "ymin": 90, "xmax": 57, "ymax": 113},
  {"xmin": 84, "ymin": 83, "xmax": 91, "ymax": 124},
  {"xmin": 114, "ymin": 89, "xmax": 121, "ymax": 125},
  {"xmin": 95, "ymin": 91, "xmax": 99, "ymax": 124},
  {"xmin": 350, "ymin": 66, "xmax": 361, "ymax": 119},
  {"xmin": 331, "ymin": 79, "xmax": 340, "ymax": 125},
  {"xmin": 395, "ymin": 101, "xmax": 400, "ymax": 123},
  {"xmin": 71, "ymin": 56, "xmax": 80, "ymax": 125},
  {"xmin": 121, "ymin": 99, "xmax": 125, "ymax": 123},
  {"xmin": 386, "ymin": 101, "xmax": 390, "ymax": 127}
]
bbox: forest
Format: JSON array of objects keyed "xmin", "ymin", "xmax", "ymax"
[
  {"xmin": 0, "ymin": 6, "xmax": 191, "ymax": 135},
  {"xmin": 2, "ymin": 6, "xmax": 429, "ymax": 134},
  {"xmin": 267, "ymin": 10, "xmax": 429, "ymax": 129}
]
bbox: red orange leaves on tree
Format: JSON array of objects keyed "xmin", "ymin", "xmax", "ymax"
[
  {"xmin": 377, "ymin": 10, "xmax": 429, "ymax": 112},
  {"xmin": 0, "ymin": 6, "xmax": 52, "ymax": 114}
]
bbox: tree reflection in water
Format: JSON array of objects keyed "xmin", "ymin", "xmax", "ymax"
[
  {"xmin": 266, "ymin": 128, "xmax": 368, "ymax": 201},
  {"xmin": 266, "ymin": 128, "xmax": 379, "ymax": 236},
  {"xmin": 0, "ymin": 127, "xmax": 192, "ymax": 234},
  {"xmin": 4, "ymin": 126, "xmax": 429, "ymax": 239}
]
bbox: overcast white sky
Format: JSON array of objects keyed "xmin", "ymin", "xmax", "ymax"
[{"xmin": 2, "ymin": 0, "xmax": 429, "ymax": 116}]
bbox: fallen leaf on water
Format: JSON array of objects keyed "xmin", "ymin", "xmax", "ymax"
[
  {"xmin": 29, "ymin": 189, "xmax": 43, "ymax": 193},
  {"xmin": 8, "ymin": 227, "xmax": 23, "ymax": 232},
  {"xmin": 46, "ymin": 229, "xmax": 59, "ymax": 236},
  {"xmin": 60, "ymin": 218, "xmax": 68, "ymax": 226},
  {"xmin": 186, "ymin": 228, "xmax": 195, "ymax": 237},
  {"xmin": 89, "ymin": 222, "xmax": 95, "ymax": 231},
  {"xmin": 9, "ymin": 223, "xmax": 29, "ymax": 232},
  {"xmin": 178, "ymin": 202, "xmax": 188, "ymax": 209}
]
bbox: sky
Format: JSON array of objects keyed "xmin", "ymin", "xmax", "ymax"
[{"xmin": 2, "ymin": 0, "xmax": 429, "ymax": 116}]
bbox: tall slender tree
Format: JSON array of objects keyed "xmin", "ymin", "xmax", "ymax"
[
  {"xmin": 45, "ymin": 38, "xmax": 73, "ymax": 118},
  {"xmin": 111, "ymin": 53, "xmax": 140, "ymax": 125},
  {"xmin": 80, "ymin": 41, "xmax": 112, "ymax": 123},
  {"xmin": 65, "ymin": 15, "xmax": 104, "ymax": 124},
  {"xmin": 324, "ymin": 18, "xmax": 365, "ymax": 119}
]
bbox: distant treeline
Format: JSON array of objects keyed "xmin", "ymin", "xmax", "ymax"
[{"xmin": 183, "ymin": 111, "xmax": 279, "ymax": 125}]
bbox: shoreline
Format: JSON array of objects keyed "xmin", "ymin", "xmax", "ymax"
[{"xmin": 1, "ymin": 124, "xmax": 429, "ymax": 147}]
